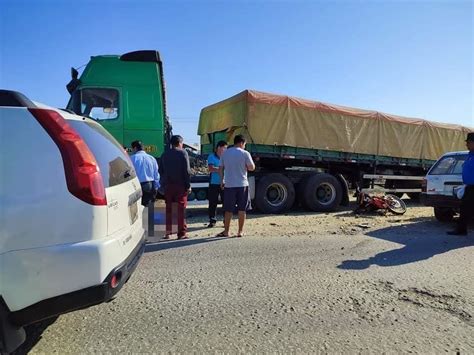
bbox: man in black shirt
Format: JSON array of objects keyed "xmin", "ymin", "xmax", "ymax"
[{"xmin": 160, "ymin": 135, "xmax": 192, "ymax": 239}]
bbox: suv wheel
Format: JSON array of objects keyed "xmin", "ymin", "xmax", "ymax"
[{"xmin": 434, "ymin": 207, "xmax": 455, "ymax": 222}]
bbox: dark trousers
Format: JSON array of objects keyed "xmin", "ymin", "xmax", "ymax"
[
  {"xmin": 208, "ymin": 184, "xmax": 224, "ymax": 223},
  {"xmin": 458, "ymin": 185, "xmax": 474, "ymax": 232},
  {"xmin": 165, "ymin": 184, "xmax": 188, "ymax": 237},
  {"xmin": 140, "ymin": 181, "xmax": 155, "ymax": 207}
]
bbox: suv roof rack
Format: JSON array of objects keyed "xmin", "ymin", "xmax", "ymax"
[{"xmin": 0, "ymin": 90, "xmax": 36, "ymax": 108}]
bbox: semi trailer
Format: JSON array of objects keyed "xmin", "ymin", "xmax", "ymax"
[{"xmin": 198, "ymin": 90, "xmax": 471, "ymax": 213}]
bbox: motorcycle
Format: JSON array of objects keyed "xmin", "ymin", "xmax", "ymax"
[{"xmin": 355, "ymin": 190, "xmax": 407, "ymax": 215}]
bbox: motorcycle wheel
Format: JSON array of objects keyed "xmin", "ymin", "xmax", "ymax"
[{"xmin": 385, "ymin": 194, "xmax": 407, "ymax": 215}]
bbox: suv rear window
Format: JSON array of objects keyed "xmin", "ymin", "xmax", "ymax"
[
  {"xmin": 69, "ymin": 120, "xmax": 136, "ymax": 187},
  {"xmin": 429, "ymin": 154, "xmax": 468, "ymax": 175}
]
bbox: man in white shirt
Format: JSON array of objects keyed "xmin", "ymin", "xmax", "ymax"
[{"xmin": 217, "ymin": 135, "xmax": 256, "ymax": 237}]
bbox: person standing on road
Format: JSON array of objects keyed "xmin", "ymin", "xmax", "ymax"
[
  {"xmin": 160, "ymin": 135, "xmax": 192, "ymax": 240},
  {"xmin": 217, "ymin": 135, "xmax": 255, "ymax": 238},
  {"xmin": 207, "ymin": 140, "xmax": 228, "ymax": 228},
  {"xmin": 130, "ymin": 140, "xmax": 160, "ymax": 206},
  {"xmin": 447, "ymin": 132, "xmax": 474, "ymax": 236}
]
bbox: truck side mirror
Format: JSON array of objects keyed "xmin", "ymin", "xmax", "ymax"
[{"xmin": 66, "ymin": 67, "xmax": 81, "ymax": 94}]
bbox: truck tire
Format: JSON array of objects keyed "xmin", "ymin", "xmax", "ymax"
[
  {"xmin": 255, "ymin": 173, "xmax": 295, "ymax": 213},
  {"xmin": 434, "ymin": 207, "xmax": 455, "ymax": 222},
  {"xmin": 303, "ymin": 173, "xmax": 342, "ymax": 212},
  {"xmin": 196, "ymin": 189, "xmax": 207, "ymax": 201},
  {"xmin": 187, "ymin": 191, "xmax": 196, "ymax": 201}
]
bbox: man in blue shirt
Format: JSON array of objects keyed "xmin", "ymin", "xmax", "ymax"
[
  {"xmin": 130, "ymin": 140, "xmax": 160, "ymax": 206},
  {"xmin": 448, "ymin": 132, "xmax": 474, "ymax": 236},
  {"xmin": 207, "ymin": 140, "xmax": 228, "ymax": 227}
]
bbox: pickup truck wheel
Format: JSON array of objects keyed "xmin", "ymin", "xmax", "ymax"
[
  {"xmin": 0, "ymin": 299, "xmax": 26, "ymax": 354},
  {"xmin": 255, "ymin": 174, "xmax": 295, "ymax": 213},
  {"xmin": 434, "ymin": 207, "xmax": 454, "ymax": 222},
  {"xmin": 303, "ymin": 173, "xmax": 342, "ymax": 212}
]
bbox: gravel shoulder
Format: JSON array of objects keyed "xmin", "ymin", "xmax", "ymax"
[{"xmin": 21, "ymin": 200, "xmax": 474, "ymax": 354}]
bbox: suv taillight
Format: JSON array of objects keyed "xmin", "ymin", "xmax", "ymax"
[
  {"xmin": 29, "ymin": 108, "xmax": 107, "ymax": 205},
  {"xmin": 421, "ymin": 178, "xmax": 427, "ymax": 193}
]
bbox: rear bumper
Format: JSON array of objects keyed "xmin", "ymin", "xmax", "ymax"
[
  {"xmin": 8, "ymin": 233, "xmax": 145, "ymax": 327},
  {"xmin": 421, "ymin": 193, "xmax": 461, "ymax": 209}
]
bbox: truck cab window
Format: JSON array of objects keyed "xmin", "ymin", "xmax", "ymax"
[{"xmin": 68, "ymin": 88, "xmax": 119, "ymax": 120}]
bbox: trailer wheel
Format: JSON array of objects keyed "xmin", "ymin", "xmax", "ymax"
[
  {"xmin": 303, "ymin": 173, "xmax": 342, "ymax": 212},
  {"xmin": 434, "ymin": 207, "xmax": 455, "ymax": 222},
  {"xmin": 187, "ymin": 191, "xmax": 196, "ymax": 201},
  {"xmin": 196, "ymin": 189, "xmax": 208, "ymax": 201},
  {"xmin": 255, "ymin": 173, "xmax": 295, "ymax": 213}
]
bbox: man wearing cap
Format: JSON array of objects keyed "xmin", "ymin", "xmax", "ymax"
[
  {"xmin": 448, "ymin": 132, "xmax": 474, "ymax": 236},
  {"xmin": 130, "ymin": 140, "xmax": 160, "ymax": 206}
]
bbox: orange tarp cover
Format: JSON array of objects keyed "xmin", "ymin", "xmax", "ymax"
[{"xmin": 198, "ymin": 90, "xmax": 472, "ymax": 161}]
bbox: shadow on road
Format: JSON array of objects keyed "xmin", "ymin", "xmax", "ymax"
[
  {"xmin": 338, "ymin": 220, "xmax": 474, "ymax": 270},
  {"xmin": 11, "ymin": 317, "xmax": 58, "ymax": 355},
  {"xmin": 145, "ymin": 236, "xmax": 228, "ymax": 253}
]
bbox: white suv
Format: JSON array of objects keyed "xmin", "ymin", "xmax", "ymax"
[
  {"xmin": 422, "ymin": 150, "xmax": 467, "ymax": 222},
  {"xmin": 0, "ymin": 90, "xmax": 145, "ymax": 352}
]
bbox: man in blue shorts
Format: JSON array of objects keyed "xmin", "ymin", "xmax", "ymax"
[{"xmin": 217, "ymin": 135, "xmax": 256, "ymax": 237}]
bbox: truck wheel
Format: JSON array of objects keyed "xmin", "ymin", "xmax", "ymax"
[
  {"xmin": 196, "ymin": 189, "xmax": 207, "ymax": 201},
  {"xmin": 255, "ymin": 173, "xmax": 295, "ymax": 213},
  {"xmin": 303, "ymin": 173, "xmax": 342, "ymax": 212},
  {"xmin": 187, "ymin": 191, "xmax": 196, "ymax": 201},
  {"xmin": 434, "ymin": 207, "xmax": 454, "ymax": 222}
]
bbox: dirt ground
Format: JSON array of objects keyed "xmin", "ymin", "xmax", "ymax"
[{"xmin": 20, "ymin": 198, "xmax": 474, "ymax": 354}]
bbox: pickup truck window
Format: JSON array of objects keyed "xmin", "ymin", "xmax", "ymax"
[
  {"xmin": 69, "ymin": 88, "xmax": 119, "ymax": 120},
  {"xmin": 429, "ymin": 154, "xmax": 467, "ymax": 175}
]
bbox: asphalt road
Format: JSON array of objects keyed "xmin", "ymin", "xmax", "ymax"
[{"xmin": 16, "ymin": 206, "xmax": 474, "ymax": 354}]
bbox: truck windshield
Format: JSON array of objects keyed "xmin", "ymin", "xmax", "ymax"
[{"xmin": 68, "ymin": 88, "xmax": 119, "ymax": 121}]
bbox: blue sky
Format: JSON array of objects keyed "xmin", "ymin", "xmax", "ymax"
[{"xmin": 1, "ymin": 0, "xmax": 472, "ymax": 144}]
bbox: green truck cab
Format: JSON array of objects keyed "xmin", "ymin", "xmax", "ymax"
[{"xmin": 66, "ymin": 50, "xmax": 171, "ymax": 157}]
